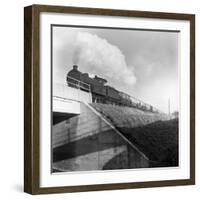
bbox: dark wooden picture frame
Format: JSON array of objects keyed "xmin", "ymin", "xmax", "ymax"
[{"xmin": 24, "ymin": 4, "xmax": 195, "ymax": 195}]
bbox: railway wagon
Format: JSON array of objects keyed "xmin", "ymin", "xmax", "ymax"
[{"xmin": 67, "ymin": 65, "xmax": 159, "ymax": 113}]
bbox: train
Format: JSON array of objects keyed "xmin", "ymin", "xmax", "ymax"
[{"xmin": 66, "ymin": 65, "xmax": 159, "ymax": 113}]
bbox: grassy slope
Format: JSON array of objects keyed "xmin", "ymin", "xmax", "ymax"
[
  {"xmin": 91, "ymin": 103, "xmax": 178, "ymax": 166},
  {"xmin": 118, "ymin": 119, "xmax": 178, "ymax": 166}
]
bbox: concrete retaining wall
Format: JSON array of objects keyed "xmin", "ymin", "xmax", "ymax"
[
  {"xmin": 53, "ymin": 83, "xmax": 92, "ymax": 103},
  {"xmin": 53, "ymin": 103, "xmax": 149, "ymax": 172},
  {"xmin": 53, "ymin": 97, "xmax": 81, "ymax": 114}
]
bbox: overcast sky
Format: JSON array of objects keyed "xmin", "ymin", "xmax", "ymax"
[{"xmin": 52, "ymin": 26, "xmax": 179, "ymax": 113}]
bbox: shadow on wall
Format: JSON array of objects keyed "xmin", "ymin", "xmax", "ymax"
[
  {"xmin": 103, "ymin": 150, "xmax": 128, "ymax": 170},
  {"xmin": 53, "ymin": 112, "xmax": 78, "ymax": 125},
  {"xmin": 53, "ymin": 129, "xmax": 125, "ymax": 162}
]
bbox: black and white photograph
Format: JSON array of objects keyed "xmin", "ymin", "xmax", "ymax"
[
  {"xmin": 23, "ymin": 4, "xmax": 195, "ymax": 194},
  {"xmin": 52, "ymin": 25, "xmax": 179, "ymax": 173}
]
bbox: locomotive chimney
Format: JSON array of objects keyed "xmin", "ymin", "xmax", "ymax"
[{"xmin": 73, "ymin": 65, "xmax": 78, "ymax": 71}]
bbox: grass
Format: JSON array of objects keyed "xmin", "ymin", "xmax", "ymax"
[
  {"xmin": 91, "ymin": 103, "xmax": 169, "ymax": 128},
  {"xmin": 91, "ymin": 103, "xmax": 178, "ymax": 166},
  {"xmin": 117, "ymin": 119, "xmax": 178, "ymax": 166}
]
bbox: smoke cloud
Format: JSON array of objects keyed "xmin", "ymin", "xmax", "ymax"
[{"xmin": 72, "ymin": 32, "xmax": 136, "ymax": 86}]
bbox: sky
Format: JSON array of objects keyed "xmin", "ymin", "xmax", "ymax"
[{"xmin": 52, "ymin": 26, "xmax": 179, "ymax": 113}]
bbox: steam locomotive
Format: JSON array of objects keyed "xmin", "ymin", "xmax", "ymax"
[{"xmin": 67, "ymin": 65, "xmax": 158, "ymax": 113}]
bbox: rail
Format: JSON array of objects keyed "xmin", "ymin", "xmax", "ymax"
[
  {"xmin": 53, "ymin": 95, "xmax": 79, "ymax": 103},
  {"xmin": 66, "ymin": 75, "xmax": 91, "ymax": 93}
]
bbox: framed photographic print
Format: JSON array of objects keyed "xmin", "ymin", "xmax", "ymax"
[{"xmin": 24, "ymin": 4, "xmax": 195, "ymax": 194}]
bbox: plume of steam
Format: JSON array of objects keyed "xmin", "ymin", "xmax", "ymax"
[{"xmin": 72, "ymin": 32, "xmax": 136, "ymax": 86}]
